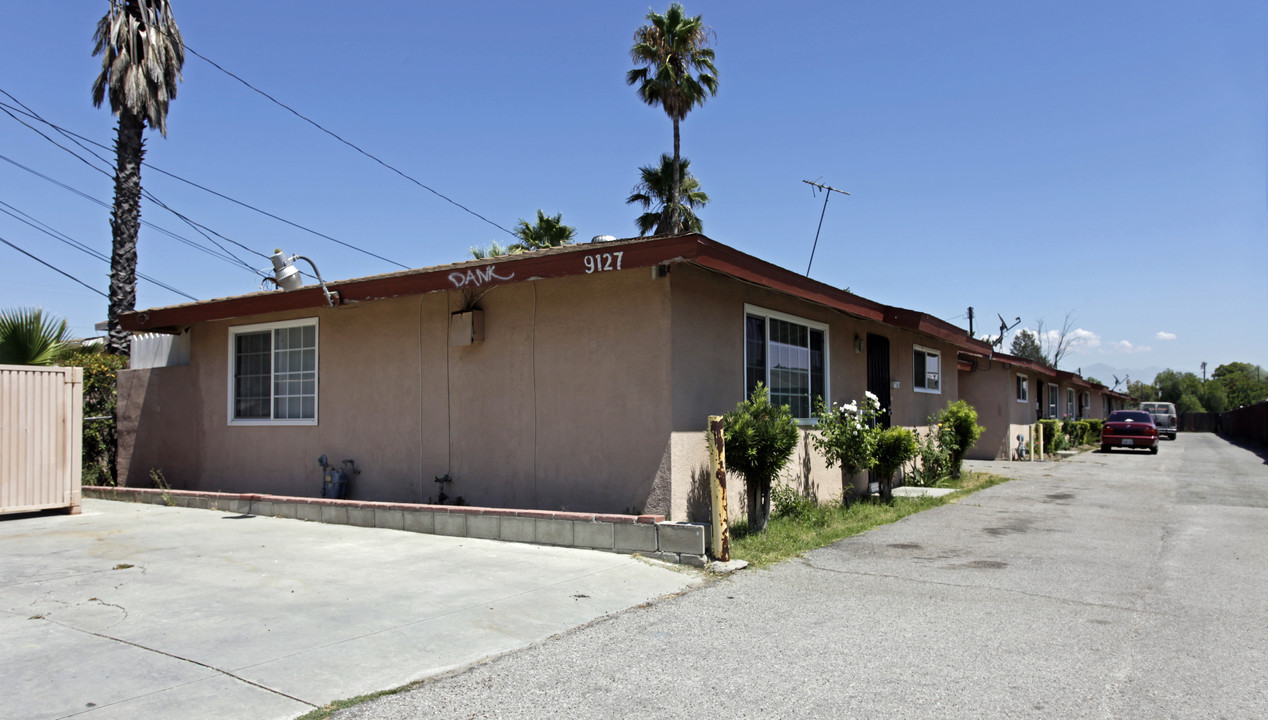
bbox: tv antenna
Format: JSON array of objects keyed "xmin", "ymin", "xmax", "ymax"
[
  {"xmin": 993, "ymin": 314, "xmax": 1021, "ymax": 348},
  {"xmin": 802, "ymin": 179, "xmax": 850, "ymax": 276}
]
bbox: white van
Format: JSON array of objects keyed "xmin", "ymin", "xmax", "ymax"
[{"xmin": 1140, "ymin": 401, "xmax": 1177, "ymax": 440}]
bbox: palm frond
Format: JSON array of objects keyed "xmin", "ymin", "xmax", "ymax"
[{"xmin": 0, "ymin": 307, "xmax": 72, "ymax": 366}]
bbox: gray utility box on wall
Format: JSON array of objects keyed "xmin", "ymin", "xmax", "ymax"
[{"xmin": 450, "ymin": 310, "xmax": 485, "ymax": 346}]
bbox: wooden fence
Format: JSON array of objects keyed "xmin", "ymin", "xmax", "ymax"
[{"xmin": 1, "ymin": 364, "xmax": 83, "ymax": 514}]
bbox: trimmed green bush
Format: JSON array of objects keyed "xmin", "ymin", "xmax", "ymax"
[
  {"xmin": 1037, "ymin": 419, "xmax": 1061, "ymax": 452},
  {"xmin": 1083, "ymin": 418, "xmax": 1103, "ymax": 444},
  {"xmin": 875, "ymin": 427, "xmax": 918, "ymax": 488},
  {"xmin": 942, "ymin": 400, "xmax": 984, "ymax": 477},
  {"xmin": 724, "ymin": 383, "xmax": 800, "ymax": 533}
]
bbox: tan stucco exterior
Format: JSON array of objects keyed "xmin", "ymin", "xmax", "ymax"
[{"xmin": 119, "ymin": 258, "xmax": 984, "ymax": 521}]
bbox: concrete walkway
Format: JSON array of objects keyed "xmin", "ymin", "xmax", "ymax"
[{"xmin": 0, "ymin": 499, "xmax": 701, "ymax": 720}]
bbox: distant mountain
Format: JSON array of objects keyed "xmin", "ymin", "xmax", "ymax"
[{"xmin": 1080, "ymin": 363, "xmax": 1163, "ymax": 389}]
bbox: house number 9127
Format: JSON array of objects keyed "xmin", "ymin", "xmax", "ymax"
[{"xmin": 583, "ymin": 251, "xmax": 623, "ymax": 274}]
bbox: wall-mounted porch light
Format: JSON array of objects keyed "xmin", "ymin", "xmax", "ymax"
[
  {"xmin": 268, "ymin": 249, "xmax": 338, "ymax": 307},
  {"xmin": 854, "ymin": 334, "xmax": 863, "ymax": 353}
]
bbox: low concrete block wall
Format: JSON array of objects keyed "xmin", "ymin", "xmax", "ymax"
[{"xmin": 83, "ymin": 487, "xmax": 710, "ymax": 566}]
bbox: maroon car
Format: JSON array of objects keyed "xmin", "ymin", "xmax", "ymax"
[{"xmin": 1101, "ymin": 410, "xmax": 1159, "ymax": 454}]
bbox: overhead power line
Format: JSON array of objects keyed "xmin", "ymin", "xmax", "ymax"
[
  {"xmin": 176, "ymin": 44, "xmax": 517, "ymax": 238},
  {"xmin": 0, "ymin": 200, "xmax": 196, "ymax": 301},
  {"xmin": 0, "ymin": 152, "xmax": 263, "ymax": 277},
  {"xmin": 0, "ymin": 91, "xmax": 408, "ymax": 269},
  {"xmin": 0, "ymin": 233, "xmax": 107, "ymax": 298}
]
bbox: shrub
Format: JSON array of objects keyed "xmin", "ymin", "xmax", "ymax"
[
  {"xmin": 1067, "ymin": 420, "xmax": 1090, "ymax": 446},
  {"xmin": 907, "ymin": 422, "xmax": 952, "ymax": 487},
  {"xmin": 811, "ymin": 392, "xmax": 883, "ymax": 496},
  {"xmin": 1037, "ymin": 419, "xmax": 1061, "ymax": 454},
  {"xmin": 723, "ymin": 383, "xmax": 800, "ymax": 533},
  {"xmin": 61, "ymin": 347, "xmax": 128, "ymax": 485},
  {"xmin": 874, "ymin": 427, "xmax": 918, "ymax": 492},
  {"xmin": 1083, "ymin": 419, "xmax": 1103, "ymax": 444},
  {"xmin": 941, "ymin": 401, "xmax": 984, "ymax": 477},
  {"xmin": 770, "ymin": 484, "xmax": 825, "ymax": 526}
]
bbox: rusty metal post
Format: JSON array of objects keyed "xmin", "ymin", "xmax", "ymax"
[{"xmin": 707, "ymin": 415, "xmax": 730, "ymax": 562}]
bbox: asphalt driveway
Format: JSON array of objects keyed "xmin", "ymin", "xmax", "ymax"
[{"xmin": 0, "ymin": 499, "xmax": 700, "ymax": 720}]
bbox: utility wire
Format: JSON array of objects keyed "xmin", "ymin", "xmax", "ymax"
[
  {"xmin": 0, "ymin": 102, "xmax": 266, "ymax": 277},
  {"xmin": 0, "ymin": 233, "xmax": 108, "ymax": 298},
  {"xmin": 0, "ymin": 152, "xmax": 263, "ymax": 276},
  {"xmin": 0, "ymin": 92, "xmax": 408, "ymax": 269},
  {"xmin": 176, "ymin": 44, "xmax": 517, "ymax": 238},
  {"xmin": 0, "ymin": 201, "xmax": 196, "ymax": 301}
]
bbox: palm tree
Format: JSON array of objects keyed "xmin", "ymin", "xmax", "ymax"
[
  {"xmin": 513, "ymin": 210, "xmax": 576, "ymax": 251},
  {"xmin": 0, "ymin": 308, "xmax": 72, "ymax": 366},
  {"xmin": 92, "ymin": 0, "xmax": 185, "ymax": 356},
  {"xmin": 627, "ymin": 4, "xmax": 718, "ymax": 235},
  {"xmin": 470, "ymin": 210, "xmax": 576, "ymax": 259},
  {"xmin": 626, "ymin": 153, "xmax": 709, "ymax": 236}
]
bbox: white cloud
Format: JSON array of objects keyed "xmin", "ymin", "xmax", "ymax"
[
  {"xmin": 1110, "ymin": 340, "xmax": 1152, "ymax": 354},
  {"xmin": 1070, "ymin": 328, "xmax": 1101, "ymax": 350},
  {"xmin": 1155, "ymin": 331, "xmax": 1176, "ymax": 341}
]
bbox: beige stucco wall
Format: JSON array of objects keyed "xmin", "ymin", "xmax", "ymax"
[
  {"xmin": 117, "ymin": 268, "xmax": 675, "ymax": 515},
  {"xmin": 117, "ymin": 261, "xmax": 984, "ymax": 521},
  {"xmin": 662, "ymin": 266, "xmax": 963, "ymax": 520}
]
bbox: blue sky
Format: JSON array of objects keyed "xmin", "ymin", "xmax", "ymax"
[{"xmin": 2, "ymin": 1, "xmax": 1264, "ymax": 381}]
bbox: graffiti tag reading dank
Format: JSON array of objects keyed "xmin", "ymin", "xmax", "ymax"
[{"xmin": 449, "ymin": 265, "xmax": 514, "ymax": 288}]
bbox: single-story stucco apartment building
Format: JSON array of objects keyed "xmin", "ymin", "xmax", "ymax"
[{"xmin": 116, "ymin": 233, "xmax": 1125, "ymax": 521}]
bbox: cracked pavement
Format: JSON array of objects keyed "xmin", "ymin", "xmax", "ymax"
[{"xmin": 0, "ymin": 499, "xmax": 700, "ymax": 720}]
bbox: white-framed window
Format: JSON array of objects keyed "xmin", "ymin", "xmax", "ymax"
[
  {"xmin": 744, "ymin": 304, "xmax": 827, "ymax": 421},
  {"xmin": 228, "ymin": 318, "xmax": 319, "ymax": 425},
  {"xmin": 913, "ymin": 345, "xmax": 941, "ymax": 393},
  {"xmin": 1081, "ymin": 391, "xmax": 1091, "ymax": 414},
  {"xmin": 1016, "ymin": 374, "xmax": 1029, "ymax": 402},
  {"xmin": 1067, "ymin": 388, "xmax": 1076, "ymax": 418},
  {"xmin": 1047, "ymin": 383, "xmax": 1059, "ymax": 418}
]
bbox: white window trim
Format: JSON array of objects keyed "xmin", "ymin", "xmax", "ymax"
[
  {"xmin": 742, "ymin": 304, "xmax": 830, "ymax": 422},
  {"xmin": 912, "ymin": 344, "xmax": 942, "ymax": 394},
  {"xmin": 1016, "ymin": 373, "xmax": 1029, "ymax": 403},
  {"xmin": 1067, "ymin": 388, "xmax": 1076, "ymax": 417},
  {"xmin": 1047, "ymin": 383, "xmax": 1059, "ymax": 418},
  {"xmin": 227, "ymin": 317, "xmax": 319, "ymax": 427}
]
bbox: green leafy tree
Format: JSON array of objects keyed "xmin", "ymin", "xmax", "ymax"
[
  {"xmin": 723, "ymin": 383, "xmax": 799, "ymax": 533},
  {"xmin": 627, "ymin": 3, "xmax": 718, "ymax": 235},
  {"xmin": 1128, "ymin": 380, "xmax": 1158, "ymax": 403},
  {"xmin": 1199, "ymin": 382, "xmax": 1228, "ymax": 413},
  {"xmin": 626, "ymin": 153, "xmax": 709, "ymax": 236},
  {"xmin": 1175, "ymin": 392, "xmax": 1204, "ymax": 414},
  {"xmin": 470, "ymin": 210, "xmax": 576, "ymax": 259},
  {"xmin": 0, "ymin": 307, "xmax": 71, "ymax": 366},
  {"xmin": 1212, "ymin": 362, "xmax": 1268, "ymax": 409},
  {"xmin": 1009, "ymin": 329, "xmax": 1047, "ymax": 366},
  {"xmin": 1155, "ymin": 369, "xmax": 1202, "ymax": 405},
  {"xmin": 92, "ymin": 0, "xmax": 185, "ymax": 356}
]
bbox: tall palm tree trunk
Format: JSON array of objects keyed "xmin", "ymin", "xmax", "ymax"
[
  {"xmin": 107, "ymin": 110, "xmax": 145, "ymax": 356},
  {"xmin": 671, "ymin": 117, "xmax": 682, "ymax": 234}
]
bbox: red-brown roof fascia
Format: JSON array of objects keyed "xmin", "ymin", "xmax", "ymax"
[
  {"xmin": 121, "ymin": 234, "xmax": 703, "ymax": 331},
  {"xmin": 688, "ymin": 237, "xmax": 886, "ymax": 322},
  {"xmin": 883, "ymin": 306, "xmax": 994, "ymax": 354},
  {"xmin": 119, "ymin": 233, "xmax": 982, "ymax": 356}
]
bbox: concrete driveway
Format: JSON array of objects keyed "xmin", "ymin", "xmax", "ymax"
[{"xmin": 0, "ymin": 499, "xmax": 700, "ymax": 720}]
